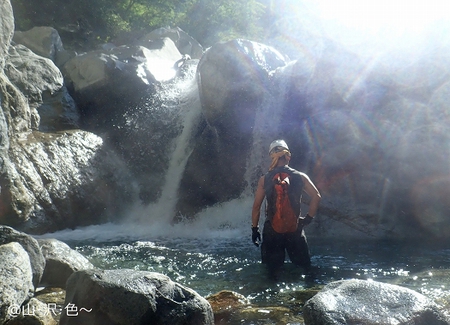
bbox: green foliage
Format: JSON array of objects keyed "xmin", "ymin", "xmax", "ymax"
[{"xmin": 11, "ymin": 0, "xmax": 268, "ymax": 47}]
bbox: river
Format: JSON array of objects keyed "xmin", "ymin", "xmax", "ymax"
[{"xmin": 42, "ymin": 196, "xmax": 450, "ymax": 324}]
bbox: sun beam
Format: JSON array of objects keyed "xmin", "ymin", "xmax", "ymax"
[
  {"xmin": 275, "ymin": 0, "xmax": 450, "ymax": 54},
  {"xmin": 314, "ymin": 0, "xmax": 448, "ymax": 33}
]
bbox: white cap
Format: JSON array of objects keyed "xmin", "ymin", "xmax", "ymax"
[{"xmin": 268, "ymin": 139, "xmax": 289, "ymax": 155}]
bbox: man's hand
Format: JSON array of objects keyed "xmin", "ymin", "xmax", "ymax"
[
  {"xmin": 252, "ymin": 227, "xmax": 261, "ymax": 247},
  {"xmin": 299, "ymin": 214, "xmax": 314, "ymax": 227}
]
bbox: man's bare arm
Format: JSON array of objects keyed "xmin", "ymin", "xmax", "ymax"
[
  {"xmin": 252, "ymin": 176, "xmax": 265, "ymax": 227},
  {"xmin": 301, "ymin": 173, "xmax": 321, "ymax": 217}
]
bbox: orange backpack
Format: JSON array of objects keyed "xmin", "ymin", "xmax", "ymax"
[{"xmin": 270, "ymin": 172, "xmax": 298, "ymax": 233}]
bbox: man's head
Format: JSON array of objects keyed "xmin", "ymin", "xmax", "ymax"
[
  {"xmin": 268, "ymin": 139, "xmax": 289, "ymax": 155},
  {"xmin": 268, "ymin": 139, "xmax": 291, "ymax": 170}
]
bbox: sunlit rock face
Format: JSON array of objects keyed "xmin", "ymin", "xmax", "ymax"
[
  {"xmin": 61, "ymin": 38, "xmax": 183, "ymax": 136},
  {"xmin": 0, "ymin": 0, "xmax": 14, "ymax": 68},
  {"xmin": 5, "ymin": 44, "xmax": 79, "ymax": 131},
  {"xmin": 0, "ymin": 0, "xmax": 134, "ymax": 233},
  {"xmin": 176, "ymin": 39, "xmax": 288, "ymax": 217},
  {"xmin": 6, "ymin": 131, "xmax": 134, "ymax": 233},
  {"xmin": 137, "ymin": 26, "xmax": 204, "ymax": 60},
  {"xmin": 62, "ymin": 269, "xmax": 214, "ymax": 325},
  {"xmin": 13, "ymin": 27, "xmax": 65, "ymax": 62},
  {"xmin": 303, "ymin": 279, "xmax": 450, "ymax": 325}
]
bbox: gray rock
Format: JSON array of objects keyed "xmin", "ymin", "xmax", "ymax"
[
  {"xmin": 0, "ymin": 68, "xmax": 34, "ymax": 136},
  {"xmin": 5, "ymin": 44, "xmax": 80, "ymax": 131},
  {"xmin": 37, "ymin": 238, "xmax": 94, "ymax": 288},
  {"xmin": 61, "ymin": 268, "xmax": 214, "ymax": 325},
  {"xmin": 303, "ymin": 279, "xmax": 450, "ymax": 325},
  {"xmin": 63, "ymin": 40, "xmax": 182, "ymax": 93},
  {"xmin": 7, "ymin": 130, "xmax": 134, "ymax": 233},
  {"xmin": 138, "ymin": 26, "xmax": 204, "ymax": 59},
  {"xmin": 0, "ymin": 226, "xmax": 45, "ymax": 288},
  {"xmin": 0, "ymin": 0, "xmax": 14, "ymax": 67},
  {"xmin": 13, "ymin": 27, "xmax": 65, "ymax": 62},
  {"xmin": 6, "ymin": 297, "xmax": 57, "ymax": 325},
  {"xmin": 0, "ymin": 242, "xmax": 34, "ymax": 324}
]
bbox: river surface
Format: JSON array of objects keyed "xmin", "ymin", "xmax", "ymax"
[{"xmin": 44, "ymin": 202, "xmax": 450, "ymax": 324}]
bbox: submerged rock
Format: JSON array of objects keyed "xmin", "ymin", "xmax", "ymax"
[
  {"xmin": 61, "ymin": 268, "xmax": 214, "ymax": 325},
  {"xmin": 207, "ymin": 290, "xmax": 250, "ymax": 324},
  {"xmin": 303, "ymin": 279, "xmax": 450, "ymax": 325}
]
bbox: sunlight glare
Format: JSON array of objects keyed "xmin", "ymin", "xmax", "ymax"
[{"xmin": 314, "ymin": 0, "xmax": 448, "ymax": 34}]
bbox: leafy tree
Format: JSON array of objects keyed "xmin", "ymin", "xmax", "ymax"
[{"xmin": 11, "ymin": 0, "xmax": 268, "ymax": 48}]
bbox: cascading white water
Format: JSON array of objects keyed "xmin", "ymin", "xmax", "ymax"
[{"xmin": 144, "ymin": 77, "xmax": 202, "ymax": 223}]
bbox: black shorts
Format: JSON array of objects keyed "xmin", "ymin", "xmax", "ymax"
[{"xmin": 261, "ymin": 220, "xmax": 311, "ymax": 270}]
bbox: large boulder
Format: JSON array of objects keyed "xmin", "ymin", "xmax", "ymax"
[
  {"xmin": 61, "ymin": 39, "xmax": 182, "ymax": 134},
  {"xmin": 61, "ymin": 269, "xmax": 214, "ymax": 325},
  {"xmin": 0, "ymin": 0, "xmax": 14, "ymax": 67},
  {"xmin": 303, "ymin": 279, "xmax": 450, "ymax": 325},
  {"xmin": 176, "ymin": 39, "xmax": 288, "ymax": 217},
  {"xmin": 0, "ymin": 226, "xmax": 45, "ymax": 288},
  {"xmin": 5, "ymin": 130, "xmax": 134, "ymax": 233},
  {"xmin": 137, "ymin": 26, "xmax": 204, "ymax": 60},
  {"xmin": 37, "ymin": 238, "xmax": 94, "ymax": 288},
  {"xmin": 0, "ymin": 242, "xmax": 34, "ymax": 324},
  {"xmin": 5, "ymin": 43, "xmax": 80, "ymax": 131},
  {"xmin": 13, "ymin": 27, "xmax": 64, "ymax": 62}
]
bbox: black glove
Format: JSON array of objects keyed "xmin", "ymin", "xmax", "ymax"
[
  {"xmin": 299, "ymin": 214, "xmax": 314, "ymax": 227},
  {"xmin": 252, "ymin": 227, "xmax": 261, "ymax": 247}
]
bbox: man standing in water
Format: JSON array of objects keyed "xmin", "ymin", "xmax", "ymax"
[{"xmin": 251, "ymin": 139, "xmax": 321, "ymax": 279}]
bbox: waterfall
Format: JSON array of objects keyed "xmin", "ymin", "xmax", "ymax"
[
  {"xmin": 150, "ymin": 85, "xmax": 201, "ymax": 222},
  {"xmin": 131, "ymin": 66, "xmax": 202, "ymax": 225}
]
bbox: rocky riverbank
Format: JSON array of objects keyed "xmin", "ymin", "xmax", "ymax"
[{"xmin": 1, "ymin": 225, "xmax": 450, "ymax": 325}]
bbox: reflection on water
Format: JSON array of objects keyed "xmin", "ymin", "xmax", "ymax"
[{"xmin": 72, "ymin": 236, "xmax": 450, "ymax": 322}]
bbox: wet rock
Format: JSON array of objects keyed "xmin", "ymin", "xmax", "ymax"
[
  {"xmin": 62, "ymin": 39, "xmax": 181, "ymax": 93},
  {"xmin": 137, "ymin": 26, "xmax": 204, "ymax": 60},
  {"xmin": 240, "ymin": 306, "xmax": 304, "ymax": 325},
  {"xmin": 37, "ymin": 238, "xmax": 94, "ymax": 288},
  {"xmin": 303, "ymin": 279, "xmax": 450, "ymax": 325},
  {"xmin": 207, "ymin": 290, "xmax": 249, "ymax": 324},
  {"xmin": 61, "ymin": 268, "xmax": 214, "ymax": 325},
  {"xmin": 0, "ymin": 226, "xmax": 45, "ymax": 288},
  {"xmin": 61, "ymin": 39, "xmax": 182, "ymax": 141},
  {"xmin": 177, "ymin": 39, "xmax": 288, "ymax": 217},
  {"xmin": 0, "ymin": 242, "xmax": 34, "ymax": 324}
]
